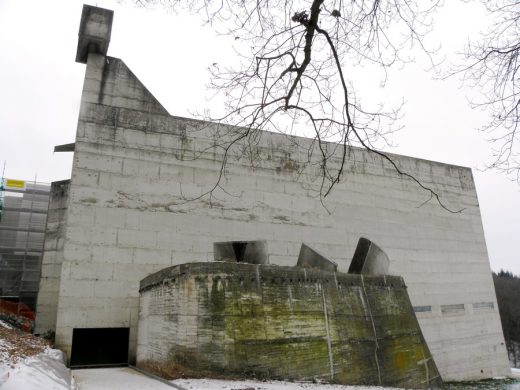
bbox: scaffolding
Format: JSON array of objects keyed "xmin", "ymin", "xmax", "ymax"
[{"xmin": 0, "ymin": 179, "xmax": 50, "ymax": 311}]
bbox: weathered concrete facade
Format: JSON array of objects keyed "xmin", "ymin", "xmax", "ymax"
[
  {"xmin": 35, "ymin": 5, "xmax": 510, "ymax": 381},
  {"xmin": 34, "ymin": 180, "xmax": 69, "ymax": 333},
  {"xmin": 138, "ymin": 262, "xmax": 442, "ymax": 388}
]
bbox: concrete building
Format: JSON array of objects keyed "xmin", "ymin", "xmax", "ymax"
[
  {"xmin": 0, "ymin": 179, "xmax": 50, "ymax": 311},
  {"xmin": 35, "ymin": 5, "xmax": 510, "ymax": 380}
]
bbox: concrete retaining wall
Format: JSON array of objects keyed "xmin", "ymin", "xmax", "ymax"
[{"xmin": 137, "ymin": 262, "xmax": 442, "ymax": 388}]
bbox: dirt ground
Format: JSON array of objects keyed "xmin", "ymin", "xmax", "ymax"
[{"xmin": 0, "ymin": 323, "xmax": 49, "ymax": 366}]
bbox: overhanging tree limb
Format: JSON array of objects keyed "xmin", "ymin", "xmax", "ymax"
[{"xmin": 137, "ymin": 0, "xmax": 462, "ymax": 211}]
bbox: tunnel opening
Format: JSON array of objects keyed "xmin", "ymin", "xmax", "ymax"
[{"xmin": 70, "ymin": 327, "xmax": 129, "ymax": 368}]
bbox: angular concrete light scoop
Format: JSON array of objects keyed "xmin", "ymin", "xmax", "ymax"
[
  {"xmin": 213, "ymin": 240, "xmax": 269, "ymax": 264},
  {"xmin": 296, "ymin": 243, "xmax": 338, "ymax": 272},
  {"xmin": 348, "ymin": 237, "xmax": 389, "ymax": 275}
]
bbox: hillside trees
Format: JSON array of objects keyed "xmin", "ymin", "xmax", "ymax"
[{"xmin": 493, "ymin": 270, "xmax": 520, "ymax": 366}]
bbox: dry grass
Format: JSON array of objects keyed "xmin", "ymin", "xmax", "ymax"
[
  {"xmin": 0, "ymin": 325, "xmax": 49, "ymax": 365},
  {"xmin": 137, "ymin": 359, "xmax": 245, "ymax": 381}
]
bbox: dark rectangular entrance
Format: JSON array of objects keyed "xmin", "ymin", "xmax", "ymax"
[{"xmin": 70, "ymin": 327, "xmax": 129, "ymax": 367}]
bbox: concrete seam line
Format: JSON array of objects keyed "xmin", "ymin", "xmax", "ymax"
[
  {"xmin": 321, "ymin": 284, "xmax": 334, "ymax": 380},
  {"xmin": 361, "ymin": 275, "xmax": 382, "ymax": 386},
  {"xmin": 128, "ymin": 365, "xmax": 189, "ymax": 390}
]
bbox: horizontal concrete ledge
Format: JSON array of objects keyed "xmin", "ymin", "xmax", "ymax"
[
  {"xmin": 139, "ymin": 262, "xmax": 406, "ymax": 292},
  {"xmin": 54, "ymin": 143, "xmax": 75, "ymax": 152}
]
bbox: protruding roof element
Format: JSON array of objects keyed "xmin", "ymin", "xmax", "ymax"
[
  {"xmin": 296, "ymin": 243, "xmax": 337, "ymax": 272},
  {"xmin": 348, "ymin": 237, "xmax": 389, "ymax": 275},
  {"xmin": 54, "ymin": 143, "xmax": 75, "ymax": 152},
  {"xmin": 75, "ymin": 5, "xmax": 113, "ymax": 64},
  {"xmin": 213, "ymin": 240, "xmax": 269, "ymax": 264}
]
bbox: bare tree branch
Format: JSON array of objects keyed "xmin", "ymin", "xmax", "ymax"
[
  {"xmin": 136, "ymin": 0, "xmax": 464, "ymax": 212},
  {"xmin": 450, "ymin": 0, "xmax": 520, "ymax": 183}
]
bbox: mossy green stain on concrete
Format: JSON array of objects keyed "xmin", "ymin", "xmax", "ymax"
[{"xmin": 138, "ymin": 262, "xmax": 443, "ymax": 388}]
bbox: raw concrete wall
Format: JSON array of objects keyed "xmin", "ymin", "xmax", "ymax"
[
  {"xmin": 35, "ymin": 180, "xmax": 70, "ymax": 334},
  {"xmin": 42, "ymin": 50, "xmax": 510, "ymax": 380},
  {"xmin": 137, "ymin": 262, "xmax": 442, "ymax": 388}
]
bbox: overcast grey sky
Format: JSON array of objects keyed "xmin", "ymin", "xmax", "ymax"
[{"xmin": 0, "ymin": 0, "xmax": 518, "ymax": 274}]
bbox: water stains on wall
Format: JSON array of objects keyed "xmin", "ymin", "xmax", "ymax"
[{"xmin": 137, "ymin": 262, "xmax": 442, "ymax": 388}]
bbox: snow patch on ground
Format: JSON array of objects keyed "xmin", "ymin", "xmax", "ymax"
[
  {"xmin": 0, "ymin": 320, "xmax": 13, "ymax": 329},
  {"xmin": 73, "ymin": 367, "xmax": 173, "ymax": 389},
  {"xmin": 512, "ymin": 368, "xmax": 520, "ymax": 378},
  {"xmin": 171, "ymin": 378, "xmax": 400, "ymax": 390},
  {"xmin": 0, "ymin": 347, "xmax": 76, "ymax": 390},
  {"xmin": 0, "ymin": 339, "xmax": 11, "ymax": 366},
  {"xmin": 73, "ymin": 368, "xmax": 399, "ymax": 390},
  {"xmin": 0, "ymin": 320, "xmax": 74, "ymax": 389}
]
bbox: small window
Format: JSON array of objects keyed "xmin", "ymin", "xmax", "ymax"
[
  {"xmin": 441, "ymin": 304, "xmax": 465, "ymax": 314},
  {"xmin": 472, "ymin": 302, "xmax": 494, "ymax": 310},
  {"xmin": 413, "ymin": 305, "xmax": 432, "ymax": 313}
]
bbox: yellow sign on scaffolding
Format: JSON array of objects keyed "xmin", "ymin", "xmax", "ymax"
[{"xmin": 4, "ymin": 178, "xmax": 26, "ymax": 190}]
